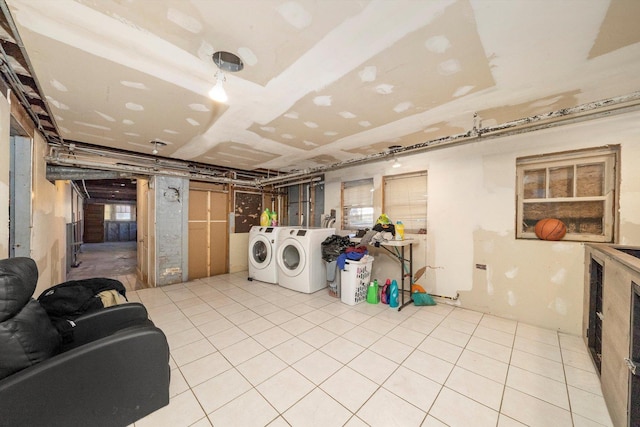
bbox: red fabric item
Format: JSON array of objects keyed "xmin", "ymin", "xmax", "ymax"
[{"xmin": 345, "ymin": 246, "xmax": 367, "ymax": 254}]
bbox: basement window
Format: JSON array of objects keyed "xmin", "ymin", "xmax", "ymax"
[
  {"xmin": 383, "ymin": 171, "xmax": 428, "ymax": 233},
  {"xmin": 516, "ymin": 146, "xmax": 619, "ymax": 242},
  {"xmin": 104, "ymin": 204, "xmax": 136, "ymax": 222},
  {"xmin": 342, "ymin": 179, "xmax": 374, "ymax": 230}
]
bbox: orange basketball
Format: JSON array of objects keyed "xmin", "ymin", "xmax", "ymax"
[{"xmin": 534, "ymin": 218, "xmax": 567, "ymax": 241}]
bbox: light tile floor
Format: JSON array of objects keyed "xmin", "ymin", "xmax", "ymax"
[{"xmin": 120, "ymin": 272, "xmax": 615, "ymax": 427}]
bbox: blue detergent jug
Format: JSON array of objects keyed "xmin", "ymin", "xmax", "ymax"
[{"xmin": 389, "ymin": 279, "xmax": 399, "ymax": 308}]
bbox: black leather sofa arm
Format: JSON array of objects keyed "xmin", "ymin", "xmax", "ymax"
[
  {"xmin": 0, "ymin": 325, "xmax": 170, "ymax": 427},
  {"xmin": 61, "ymin": 302, "xmax": 151, "ymax": 350}
]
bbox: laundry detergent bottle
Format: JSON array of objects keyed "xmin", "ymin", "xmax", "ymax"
[
  {"xmin": 389, "ymin": 279, "xmax": 399, "ymax": 308},
  {"xmin": 260, "ymin": 209, "xmax": 270, "ymax": 227},
  {"xmin": 395, "ymin": 221, "xmax": 404, "ymax": 240},
  {"xmin": 366, "ymin": 279, "xmax": 379, "ymax": 304},
  {"xmin": 381, "ymin": 279, "xmax": 391, "ymax": 304}
]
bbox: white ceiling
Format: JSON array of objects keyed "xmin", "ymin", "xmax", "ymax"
[{"xmin": 4, "ymin": 0, "xmax": 640, "ymax": 174}]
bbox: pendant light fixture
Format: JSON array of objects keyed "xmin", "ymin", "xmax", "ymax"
[
  {"xmin": 209, "ymin": 51, "xmax": 244, "ymax": 103},
  {"xmin": 208, "ymin": 72, "xmax": 228, "ymax": 102},
  {"xmin": 150, "ymin": 140, "xmax": 167, "ymax": 155},
  {"xmin": 388, "ymin": 145, "xmax": 402, "ymax": 168}
]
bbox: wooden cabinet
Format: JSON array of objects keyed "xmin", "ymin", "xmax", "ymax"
[
  {"xmin": 188, "ymin": 183, "xmax": 229, "ymax": 280},
  {"xmin": 584, "ymin": 245, "xmax": 640, "ymax": 427}
]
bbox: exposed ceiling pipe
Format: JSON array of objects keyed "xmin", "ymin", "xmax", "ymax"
[
  {"xmin": 46, "ymin": 166, "xmax": 137, "ymax": 181},
  {"xmin": 42, "ymin": 90, "xmax": 640, "ymax": 189},
  {"xmin": 69, "ymin": 180, "xmax": 87, "ymax": 200},
  {"xmin": 273, "ymin": 176, "xmax": 322, "ymax": 189},
  {"xmin": 45, "ymin": 142, "xmax": 269, "ymax": 186},
  {"xmin": 46, "ymin": 149, "xmax": 257, "ymax": 187},
  {"xmin": 395, "ymin": 92, "xmax": 640, "ymax": 157},
  {"xmin": 256, "ymin": 91, "xmax": 640, "ymax": 186},
  {"xmin": 81, "ymin": 180, "xmax": 90, "ymax": 199},
  {"xmin": 3, "ymin": 1, "xmax": 638, "ymax": 191},
  {"xmin": 47, "ymin": 141, "xmax": 268, "ymax": 180},
  {"xmin": 6, "ymin": 1, "xmax": 637, "ymax": 192}
]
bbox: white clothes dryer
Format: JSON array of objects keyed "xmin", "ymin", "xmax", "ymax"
[
  {"xmin": 276, "ymin": 227, "xmax": 335, "ymax": 293},
  {"xmin": 248, "ymin": 226, "xmax": 283, "ymax": 284}
]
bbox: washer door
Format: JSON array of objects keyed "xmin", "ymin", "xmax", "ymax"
[
  {"xmin": 249, "ymin": 235, "xmax": 272, "ymax": 270},
  {"xmin": 277, "ymin": 238, "xmax": 306, "ymax": 277}
]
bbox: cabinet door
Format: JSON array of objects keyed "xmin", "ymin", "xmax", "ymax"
[
  {"xmin": 588, "ymin": 257, "xmax": 604, "ymax": 373},
  {"xmin": 188, "ymin": 188, "xmax": 228, "ymax": 279},
  {"xmin": 630, "ymin": 282, "xmax": 640, "ymax": 426},
  {"xmin": 601, "ymin": 262, "xmax": 632, "ymax": 427}
]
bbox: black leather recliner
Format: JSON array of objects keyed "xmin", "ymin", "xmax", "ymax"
[{"xmin": 0, "ymin": 257, "xmax": 170, "ymax": 427}]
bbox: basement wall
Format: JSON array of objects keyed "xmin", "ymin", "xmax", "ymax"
[
  {"xmin": 29, "ymin": 131, "xmax": 69, "ymax": 296},
  {"xmin": 0, "ymin": 93, "xmax": 69, "ymax": 295},
  {"xmin": 153, "ymin": 176, "xmax": 189, "ymax": 286},
  {"xmin": 229, "ymin": 231, "xmax": 249, "ymax": 273},
  {"xmin": 0, "ymin": 94, "xmax": 9, "ymax": 258},
  {"xmin": 325, "ymin": 110, "xmax": 640, "ymax": 334}
]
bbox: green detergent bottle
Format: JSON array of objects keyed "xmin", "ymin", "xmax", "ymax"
[{"xmin": 366, "ymin": 279, "xmax": 379, "ymax": 304}]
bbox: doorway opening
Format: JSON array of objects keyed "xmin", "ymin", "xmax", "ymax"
[
  {"xmin": 66, "ymin": 241, "xmax": 140, "ymax": 291},
  {"xmin": 69, "ymin": 178, "xmax": 146, "ymax": 291}
]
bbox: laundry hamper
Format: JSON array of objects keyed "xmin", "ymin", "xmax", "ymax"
[
  {"xmin": 340, "ymin": 255, "xmax": 373, "ymax": 305},
  {"xmin": 326, "ymin": 260, "xmax": 340, "ymax": 298}
]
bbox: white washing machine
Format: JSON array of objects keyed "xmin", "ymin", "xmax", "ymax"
[
  {"xmin": 276, "ymin": 227, "xmax": 335, "ymax": 293},
  {"xmin": 248, "ymin": 226, "xmax": 284, "ymax": 284}
]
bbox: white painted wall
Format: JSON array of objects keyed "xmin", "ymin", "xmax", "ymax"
[
  {"xmin": 30, "ymin": 132, "xmax": 70, "ymax": 296},
  {"xmin": 325, "ymin": 110, "xmax": 640, "ymax": 334},
  {"xmin": 229, "ymin": 232, "xmax": 249, "ymax": 273}
]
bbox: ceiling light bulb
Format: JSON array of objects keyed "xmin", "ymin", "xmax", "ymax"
[
  {"xmin": 209, "ymin": 74, "xmax": 228, "ymax": 103},
  {"xmin": 150, "ymin": 139, "xmax": 166, "ymax": 155}
]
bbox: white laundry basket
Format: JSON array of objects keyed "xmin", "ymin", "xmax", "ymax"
[
  {"xmin": 326, "ymin": 260, "xmax": 341, "ymax": 298},
  {"xmin": 340, "ymin": 255, "xmax": 373, "ymax": 305}
]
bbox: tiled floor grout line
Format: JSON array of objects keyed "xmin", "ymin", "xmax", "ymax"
[
  {"xmin": 127, "ymin": 274, "xmax": 613, "ymax": 427},
  {"xmin": 410, "ymin": 303, "xmax": 463, "ymax": 426},
  {"xmin": 187, "ymin": 284, "xmax": 427, "ymax": 425},
  {"xmin": 495, "ymin": 318, "xmax": 519, "ymax": 426},
  {"xmin": 558, "ymin": 330, "xmax": 577, "ymax": 427},
  {"xmin": 172, "ymin": 293, "xmax": 226, "ymax": 427},
  {"xmin": 69, "ymin": 247, "xmax": 608, "ymax": 422},
  {"xmin": 178, "ymin": 286, "xmax": 342, "ymax": 424}
]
